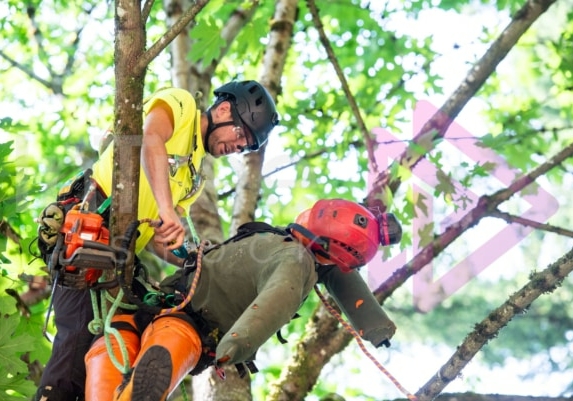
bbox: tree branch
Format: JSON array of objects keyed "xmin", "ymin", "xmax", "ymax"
[
  {"xmin": 3, "ymin": 4, "xmax": 97, "ymax": 95},
  {"xmin": 135, "ymin": 0, "xmax": 210, "ymax": 75},
  {"xmin": 416, "ymin": 247, "xmax": 573, "ymax": 400},
  {"xmin": 488, "ymin": 209, "xmax": 573, "ymax": 238},
  {"xmin": 61, "ymin": 4, "xmax": 96, "ymax": 84},
  {"xmin": 229, "ymin": 0, "xmax": 297, "ymax": 235},
  {"xmin": 366, "ymin": 0, "xmax": 558, "ymax": 210},
  {"xmin": 142, "ymin": 0, "xmax": 156, "ymax": 23},
  {"xmin": 375, "ymin": 140, "xmax": 573, "ymax": 298},
  {"xmin": 269, "ymin": 141, "xmax": 573, "ymax": 401},
  {"xmin": 26, "ymin": 4, "xmax": 57, "ymax": 79},
  {"xmin": 219, "ymin": 140, "xmax": 363, "ymax": 200},
  {"xmin": 305, "ymin": 0, "xmax": 378, "ymax": 171},
  {"xmin": 272, "ymin": 0, "xmax": 561, "ymax": 390},
  {"xmin": 0, "ymin": 49, "xmax": 55, "ymax": 92},
  {"xmin": 0, "ymin": 219, "xmax": 21, "ymax": 243}
]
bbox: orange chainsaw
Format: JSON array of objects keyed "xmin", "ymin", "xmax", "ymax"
[{"xmin": 49, "ymin": 209, "xmax": 116, "ymax": 289}]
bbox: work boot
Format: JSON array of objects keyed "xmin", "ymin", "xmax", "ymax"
[
  {"xmin": 115, "ymin": 345, "xmax": 172, "ymax": 401},
  {"xmin": 114, "ymin": 314, "xmax": 202, "ymax": 401}
]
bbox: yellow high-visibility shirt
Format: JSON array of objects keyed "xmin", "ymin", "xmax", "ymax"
[{"xmin": 92, "ymin": 87, "xmax": 206, "ymax": 254}]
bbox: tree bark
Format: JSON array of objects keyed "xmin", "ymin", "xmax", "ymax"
[
  {"xmin": 416, "ymin": 251, "xmax": 573, "ymax": 400},
  {"xmin": 110, "ymin": 0, "xmax": 147, "ymax": 286},
  {"xmin": 431, "ymin": 394, "xmax": 572, "ymax": 401},
  {"xmin": 163, "ymin": 0, "xmax": 262, "ymax": 399}
]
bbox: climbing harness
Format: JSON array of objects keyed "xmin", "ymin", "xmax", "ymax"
[{"xmin": 314, "ymin": 284, "xmax": 418, "ymax": 401}]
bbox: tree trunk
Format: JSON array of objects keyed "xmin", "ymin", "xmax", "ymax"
[
  {"xmin": 109, "ymin": 0, "xmax": 147, "ymax": 287},
  {"xmin": 229, "ymin": 0, "xmax": 297, "ymax": 233}
]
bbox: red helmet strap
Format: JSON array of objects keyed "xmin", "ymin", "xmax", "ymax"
[{"xmin": 378, "ymin": 213, "xmax": 391, "ymax": 246}]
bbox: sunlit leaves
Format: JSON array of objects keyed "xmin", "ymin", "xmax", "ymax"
[
  {"xmin": 0, "ymin": 290, "xmax": 50, "ymax": 399},
  {"xmin": 434, "ymin": 169, "xmax": 455, "ymax": 201},
  {"xmin": 189, "ymin": 16, "xmax": 227, "ymax": 66}
]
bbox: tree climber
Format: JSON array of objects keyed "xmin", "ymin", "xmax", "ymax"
[
  {"xmin": 34, "ymin": 80, "xmax": 279, "ymax": 401},
  {"xmin": 83, "ymin": 199, "xmax": 402, "ymax": 401}
]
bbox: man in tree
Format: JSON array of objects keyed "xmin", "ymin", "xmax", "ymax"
[
  {"xmin": 83, "ymin": 199, "xmax": 401, "ymax": 401},
  {"xmin": 34, "ymin": 80, "xmax": 280, "ymax": 401}
]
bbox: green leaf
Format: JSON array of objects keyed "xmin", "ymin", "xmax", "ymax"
[
  {"xmin": 414, "ymin": 190, "xmax": 429, "ymax": 217},
  {"xmin": 0, "ymin": 369, "xmax": 36, "ymax": 400},
  {"xmin": 417, "ymin": 222, "xmax": 434, "ymax": 248},
  {"xmin": 0, "ymin": 314, "xmax": 36, "ymax": 375},
  {"xmin": 434, "ymin": 169, "xmax": 456, "ymax": 200},
  {"xmin": 470, "ymin": 161, "xmax": 496, "ymax": 177},
  {"xmin": 0, "ymin": 141, "xmax": 14, "ymax": 160},
  {"xmin": 189, "ymin": 16, "xmax": 227, "ymax": 66}
]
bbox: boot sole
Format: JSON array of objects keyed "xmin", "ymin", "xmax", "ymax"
[{"xmin": 130, "ymin": 345, "xmax": 172, "ymax": 401}]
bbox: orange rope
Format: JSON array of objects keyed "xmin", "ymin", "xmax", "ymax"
[
  {"xmin": 314, "ymin": 284, "xmax": 418, "ymax": 401},
  {"xmin": 157, "ymin": 240, "xmax": 206, "ymax": 316},
  {"xmin": 138, "ymin": 218, "xmax": 205, "ymax": 316}
]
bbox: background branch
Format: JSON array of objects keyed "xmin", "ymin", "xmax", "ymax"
[
  {"xmin": 366, "ymin": 0, "xmax": 558, "ymax": 210},
  {"xmin": 306, "ymin": 0, "xmax": 377, "ymax": 170},
  {"xmin": 416, "ymin": 249, "xmax": 573, "ymax": 400},
  {"xmin": 489, "ymin": 209, "xmax": 573, "ymax": 238}
]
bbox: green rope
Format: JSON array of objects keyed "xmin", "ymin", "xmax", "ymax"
[
  {"xmin": 88, "ymin": 289, "xmax": 104, "ymax": 335},
  {"xmin": 186, "ymin": 215, "xmax": 200, "ymax": 247},
  {"xmin": 103, "ymin": 289, "xmax": 138, "ymax": 310},
  {"xmin": 101, "ymin": 287, "xmax": 131, "ymax": 374},
  {"xmin": 88, "ymin": 287, "xmax": 132, "ymax": 373}
]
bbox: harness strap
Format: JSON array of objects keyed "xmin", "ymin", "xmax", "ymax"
[
  {"xmin": 233, "ymin": 361, "xmax": 259, "ymax": 378},
  {"xmin": 203, "ymin": 222, "xmax": 291, "ymax": 256}
]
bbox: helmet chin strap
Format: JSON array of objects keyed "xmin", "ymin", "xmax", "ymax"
[{"xmin": 204, "ymin": 108, "xmax": 235, "ymax": 154}]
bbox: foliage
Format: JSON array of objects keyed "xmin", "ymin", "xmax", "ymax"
[
  {"xmin": 0, "ymin": 289, "xmax": 50, "ymax": 399},
  {"xmin": 0, "ymin": 126, "xmax": 53, "ymax": 399},
  {"xmin": 2, "ymin": 0, "xmax": 573, "ymax": 399},
  {"xmin": 0, "ymin": 311, "xmax": 33, "ymax": 398}
]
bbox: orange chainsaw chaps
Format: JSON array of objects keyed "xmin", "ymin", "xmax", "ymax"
[
  {"xmin": 115, "ymin": 313, "xmax": 203, "ymax": 401},
  {"xmin": 84, "ymin": 314, "xmax": 140, "ymax": 401}
]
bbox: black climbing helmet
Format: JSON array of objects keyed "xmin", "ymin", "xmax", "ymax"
[{"xmin": 213, "ymin": 80, "xmax": 280, "ymax": 151}]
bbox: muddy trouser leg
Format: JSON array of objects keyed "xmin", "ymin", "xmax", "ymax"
[
  {"xmin": 84, "ymin": 314, "xmax": 141, "ymax": 401},
  {"xmin": 115, "ymin": 312, "xmax": 203, "ymax": 401},
  {"xmin": 35, "ymin": 286, "xmax": 95, "ymax": 401}
]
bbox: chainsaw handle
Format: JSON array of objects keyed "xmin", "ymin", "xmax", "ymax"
[{"xmin": 77, "ymin": 239, "xmax": 115, "ymax": 253}]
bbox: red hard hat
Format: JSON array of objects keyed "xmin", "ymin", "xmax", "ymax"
[{"xmin": 291, "ymin": 199, "xmax": 381, "ymax": 273}]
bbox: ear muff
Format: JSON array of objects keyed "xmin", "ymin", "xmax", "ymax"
[{"xmin": 377, "ymin": 213, "xmax": 402, "ymax": 246}]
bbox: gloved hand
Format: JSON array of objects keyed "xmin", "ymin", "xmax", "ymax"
[{"xmin": 37, "ymin": 203, "xmax": 65, "ymax": 251}]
